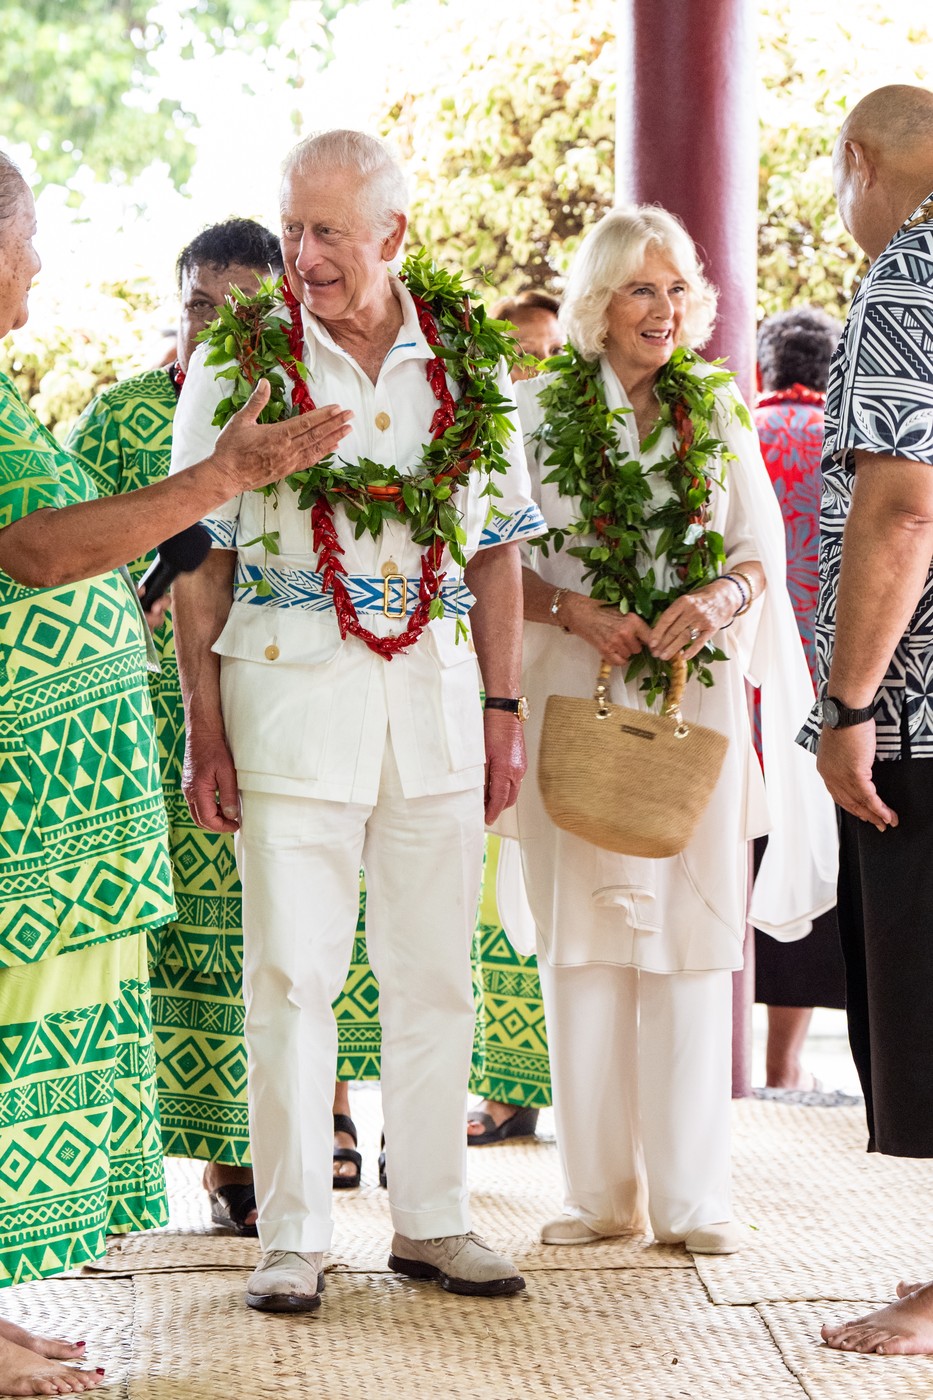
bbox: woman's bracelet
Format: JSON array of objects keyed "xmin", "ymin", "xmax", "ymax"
[
  {"xmin": 550, "ymin": 587, "xmax": 572, "ymax": 633},
  {"xmin": 719, "ymin": 572, "xmax": 749, "ymax": 619},
  {"xmin": 729, "ymin": 567, "xmax": 755, "ymax": 616}
]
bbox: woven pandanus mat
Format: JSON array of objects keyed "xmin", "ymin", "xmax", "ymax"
[
  {"xmin": 124, "ymin": 1268, "xmax": 801, "ymax": 1400},
  {"xmin": 85, "ymin": 1141, "xmax": 691, "ymax": 1277},
  {"xmin": 757, "ymin": 1301, "xmax": 933, "ymax": 1398},
  {"xmin": 697, "ymin": 1099, "xmax": 933, "ymax": 1305},
  {"xmin": 0, "ymin": 1277, "xmax": 134, "ymax": 1397}
]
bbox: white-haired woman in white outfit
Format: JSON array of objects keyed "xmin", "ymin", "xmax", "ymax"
[{"xmin": 512, "ymin": 206, "xmax": 835, "ymax": 1255}]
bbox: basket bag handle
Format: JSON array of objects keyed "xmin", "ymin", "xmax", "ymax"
[{"xmin": 593, "ymin": 652, "xmax": 690, "ymax": 737}]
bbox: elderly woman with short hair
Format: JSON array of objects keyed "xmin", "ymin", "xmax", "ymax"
[{"xmin": 513, "ymin": 206, "xmax": 834, "ymax": 1255}]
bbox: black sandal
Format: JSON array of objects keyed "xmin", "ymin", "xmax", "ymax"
[
  {"xmin": 333, "ymin": 1112, "xmax": 362, "ymax": 1190},
  {"xmin": 467, "ymin": 1104, "xmax": 539, "ymax": 1147},
  {"xmin": 208, "ymin": 1183, "xmax": 258, "ymax": 1236}
]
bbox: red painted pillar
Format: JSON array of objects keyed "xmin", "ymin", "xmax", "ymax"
[
  {"xmin": 617, "ymin": 0, "xmax": 759, "ymax": 1094},
  {"xmin": 616, "ymin": 0, "xmax": 759, "ymax": 402}
]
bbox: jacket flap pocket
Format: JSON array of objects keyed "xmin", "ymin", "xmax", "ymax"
[{"xmin": 212, "ymin": 602, "xmax": 342, "ymax": 666}]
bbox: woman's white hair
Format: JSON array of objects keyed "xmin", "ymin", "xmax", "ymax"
[
  {"xmin": 281, "ymin": 130, "xmax": 408, "ymax": 239},
  {"xmin": 560, "ymin": 205, "xmax": 718, "ymax": 361}
]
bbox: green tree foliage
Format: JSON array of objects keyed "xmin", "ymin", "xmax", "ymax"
[
  {"xmin": 5, "ymin": 0, "xmax": 932, "ymax": 434},
  {"xmin": 0, "ymin": 0, "xmax": 303, "ymax": 188},
  {"xmin": 758, "ymin": 5, "xmax": 932, "ymax": 318},
  {"xmin": 379, "ymin": 0, "xmax": 615, "ymax": 295},
  {"xmin": 373, "ymin": 0, "xmax": 931, "ymax": 314},
  {"xmin": 0, "ymin": 275, "xmax": 167, "ymax": 439}
]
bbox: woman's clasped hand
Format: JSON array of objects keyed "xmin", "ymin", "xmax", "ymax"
[
  {"xmin": 561, "ymin": 575, "xmax": 742, "ymax": 670},
  {"xmin": 648, "ymin": 578, "xmax": 743, "ymax": 661}
]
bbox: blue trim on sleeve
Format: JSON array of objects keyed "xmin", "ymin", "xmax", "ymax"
[
  {"xmin": 205, "ymin": 517, "xmax": 237, "ymax": 549},
  {"xmin": 478, "ymin": 502, "xmax": 547, "ymax": 549}
]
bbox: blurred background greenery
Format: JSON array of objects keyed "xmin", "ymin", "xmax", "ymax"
[{"xmin": 2, "ymin": 0, "xmax": 929, "ymax": 434}]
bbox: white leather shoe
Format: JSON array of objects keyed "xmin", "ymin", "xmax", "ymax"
[
  {"xmin": 388, "ymin": 1232, "xmax": 525, "ymax": 1297},
  {"xmin": 539, "ymin": 1215, "xmax": 609, "ymax": 1246},
  {"xmin": 245, "ymin": 1249, "xmax": 325, "ymax": 1312},
  {"xmin": 684, "ymin": 1221, "xmax": 743, "ymax": 1255}
]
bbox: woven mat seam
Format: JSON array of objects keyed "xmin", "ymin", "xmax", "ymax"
[
  {"xmin": 82, "ymin": 1258, "xmax": 700, "ymax": 1281},
  {"xmin": 756, "ymin": 1303, "xmax": 824, "ymax": 1400}
]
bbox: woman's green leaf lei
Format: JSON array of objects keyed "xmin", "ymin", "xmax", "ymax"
[
  {"xmin": 531, "ymin": 344, "xmax": 752, "ymax": 704},
  {"xmin": 199, "ymin": 250, "xmax": 522, "ymax": 576}
]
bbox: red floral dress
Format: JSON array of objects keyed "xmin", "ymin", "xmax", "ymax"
[
  {"xmin": 752, "ymin": 385, "xmax": 844, "ymax": 1010},
  {"xmin": 754, "ymin": 384, "xmax": 826, "ymax": 684}
]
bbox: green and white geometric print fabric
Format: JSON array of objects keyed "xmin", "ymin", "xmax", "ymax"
[{"xmin": 0, "ymin": 373, "xmax": 175, "ymax": 967}]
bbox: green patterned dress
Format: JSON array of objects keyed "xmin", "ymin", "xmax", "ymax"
[
  {"xmin": 470, "ymin": 836, "xmax": 550, "ymax": 1110},
  {"xmin": 0, "ymin": 371, "xmax": 172, "ymax": 1286}
]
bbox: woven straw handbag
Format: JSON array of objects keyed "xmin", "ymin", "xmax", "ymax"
[{"xmin": 538, "ymin": 653, "xmax": 729, "ymax": 858}]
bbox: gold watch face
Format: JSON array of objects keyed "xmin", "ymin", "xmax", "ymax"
[{"xmin": 517, "ymin": 696, "xmax": 530, "ymax": 723}]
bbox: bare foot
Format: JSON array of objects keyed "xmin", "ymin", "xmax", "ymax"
[
  {"xmin": 0, "ymin": 1334, "xmax": 103, "ymax": 1395},
  {"xmin": 202, "ymin": 1163, "xmax": 257, "ymax": 1231},
  {"xmin": 765, "ymin": 1068, "xmax": 822, "ymax": 1091},
  {"xmin": 896, "ymin": 1279, "xmax": 931, "ymax": 1298},
  {"xmin": 467, "ymin": 1101, "xmax": 516, "ymax": 1138},
  {"xmin": 0, "ymin": 1324, "xmax": 85, "ymax": 1364},
  {"xmin": 822, "ymin": 1283, "xmax": 933, "ymax": 1354}
]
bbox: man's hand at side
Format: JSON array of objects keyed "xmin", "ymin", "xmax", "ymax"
[
  {"xmin": 483, "ymin": 710, "xmax": 527, "ymax": 825},
  {"xmin": 182, "ymin": 727, "xmax": 242, "ymax": 832},
  {"xmin": 817, "ymin": 722, "xmax": 897, "ymax": 832}
]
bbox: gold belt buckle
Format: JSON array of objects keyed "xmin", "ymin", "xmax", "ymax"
[{"xmin": 381, "ymin": 560, "xmax": 408, "ymax": 618}]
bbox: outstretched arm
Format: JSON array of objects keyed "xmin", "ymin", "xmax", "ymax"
[{"xmin": 0, "ymin": 383, "xmax": 351, "ymax": 587}]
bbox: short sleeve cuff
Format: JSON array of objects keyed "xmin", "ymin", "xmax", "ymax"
[
  {"xmin": 204, "ymin": 515, "xmax": 238, "ymax": 549},
  {"xmin": 0, "ymin": 476, "xmax": 66, "ymax": 529},
  {"xmin": 796, "ymin": 708, "xmax": 821, "ymax": 755},
  {"xmin": 478, "ymin": 501, "xmax": 547, "ymax": 550},
  {"xmin": 834, "ymin": 405, "xmax": 933, "ymax": 465}
]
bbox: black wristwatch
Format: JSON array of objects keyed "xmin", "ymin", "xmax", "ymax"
[
  {"xmin": 484, "ymin": 695, "xmax": 530, "ymax": 723},
  {"xmin": 821, "ymin": 695, "xmax": 878, "ymax": 729}
]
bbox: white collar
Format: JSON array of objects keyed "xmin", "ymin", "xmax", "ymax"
[{"xmin": 298, "ymin": 275, "xmax": 434, "ymax": 378}]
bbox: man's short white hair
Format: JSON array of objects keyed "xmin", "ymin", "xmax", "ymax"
[
  {"xmin": 281, "ymin": 130, "xmax": 408, "ymax": 238},
  {"xmin": 561, "ymin": 205, "xmax": 718, "ymax": 362}
]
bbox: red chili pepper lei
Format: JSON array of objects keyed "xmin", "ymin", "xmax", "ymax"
[{"xmin": 280, "ymin": 277, "xmax": 458, "ymax": 660}]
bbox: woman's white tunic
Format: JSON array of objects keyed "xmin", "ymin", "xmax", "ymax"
[{"xmin": 511, "ymin": 362, "xmax": 837, "ymax": 973}]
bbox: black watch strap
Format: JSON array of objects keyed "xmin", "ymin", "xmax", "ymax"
[
  {"xmin": 822, "ymin": 695, "xmax": 878, "ymax": 729},
  {"xmin": 484, "ymin": 695, "xmax": 529, "ymax": 722}
]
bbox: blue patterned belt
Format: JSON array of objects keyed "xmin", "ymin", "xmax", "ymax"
[{"xmin": 234, "ymin": 561, "xmax": 477, "ymax": 617}]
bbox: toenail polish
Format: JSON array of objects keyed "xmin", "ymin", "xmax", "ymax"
[{"xmin": 96, "ymin": 1367, "xmax": 106, "ymax": 1374}]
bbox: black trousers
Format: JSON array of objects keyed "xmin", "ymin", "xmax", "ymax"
[{"xmin": 838, "ymin": 757, "xmax": 933, "ymax": 1156}]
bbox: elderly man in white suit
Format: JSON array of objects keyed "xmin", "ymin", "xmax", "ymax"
[{"xmin": 169, "ymin": 129, "xmax": 545, "ymax": 1313}]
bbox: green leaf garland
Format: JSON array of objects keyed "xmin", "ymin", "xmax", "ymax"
[
  {"xmin": 531, "ymin": 345, "xmax": 746, "ymax": 704},
  {"xmin": 199, "ymin": 250, "xmax": 523, "ymax": 575}
]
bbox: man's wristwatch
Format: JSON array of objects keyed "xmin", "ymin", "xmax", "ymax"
[
  {"xmin": 484, "ymin": 696, "xmax": 530, "ymax": 723},
  {"xmin": 821, "ymin": 695, "xmax": 878, "ymax": 729}
]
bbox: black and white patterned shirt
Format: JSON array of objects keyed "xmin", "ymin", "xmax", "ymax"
[{"xmin": 799, "ymin": 194, "xmax": 933, "ymax": 759}]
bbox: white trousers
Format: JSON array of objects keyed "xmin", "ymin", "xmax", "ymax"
[
  {"xmin": 536, "ymin": 955, "xmax": 733, "ymax": 1240},
  {"xmin": 236, "ymin": 741, "xmax": 484, "ymax": 1251}
]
